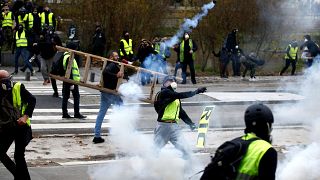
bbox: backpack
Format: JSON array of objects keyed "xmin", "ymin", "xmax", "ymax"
[
  {"xmin": 51, "ymin": 53, "xmax": 65, "ymax": 76},
  {"xmin": 200, "ymin": 137, "xmax": 258, "ymax": 180}
]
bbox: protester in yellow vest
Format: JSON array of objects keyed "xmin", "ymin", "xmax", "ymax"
[
  {"xmin": 153, "ymin": 76, "xmax": 206, "ymax": 159},
  {"xmin": 0, "ymin": 70, "xmax": 36, "ymax": 180},
  {"xmin": 174, "ymin": 32, "xmax": 198, "ymax": 84},
  {"xmin": 119, "ymin": 30, "xmax": 133, "ymax": 61},
  {"xmin": 280, "ymin": 41, "xmax": 299, "ymax": 76},
  {"xmin": 201, "ymin": 103, "xmax": 277, "ymax": 180},
  {"xmin": 1, "ymin": 5, "xmax": 14, "ymax": 50},
  {"xmin": 40, "ymin": 6, "xmax": 56, "ymax": 31},
  {"xmin": 61, "ymin": 43, "xmax": 86, "ymax": 119},
  {"xmin": 12, "ymin": 24, "xmax": 34, "ymax": 75}
]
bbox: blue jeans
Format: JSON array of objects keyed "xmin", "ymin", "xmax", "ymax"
[
  {"xmin": 94, "ymin": 92, "xmax": 123, "ymax": 138},
  {"xmin": 15, "ymin": 47, "xmax": 32, "ymax": 72}
]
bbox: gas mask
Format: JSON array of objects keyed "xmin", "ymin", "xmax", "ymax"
[
  {"xmin": 0, "ymin": 76, "xmax": 13, "ymax": 91},
  {"xmin": 170, "ymin": 82, "xmax": 177, "ymax": 91}
]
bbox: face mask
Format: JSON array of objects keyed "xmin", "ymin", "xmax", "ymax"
[
  {"xmin": 170, "ymin": 82, "xmax": 177, "ymax": 91},
  {"xmin": 305, "ymin": 39, "xmax": 308, "ymax": 42},
  {"xmin": 185, "ymin": 34, "xmax": 189, "ymax": 39},
  {"xmin": 0, "ymin": 76, "xmax": 13, "ymax": 91}
]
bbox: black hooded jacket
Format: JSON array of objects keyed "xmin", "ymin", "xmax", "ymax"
[{"xmin": 154, "ymin": 86, "xmax": 196, "ymax": 125}]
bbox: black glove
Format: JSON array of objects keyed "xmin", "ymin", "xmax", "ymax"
[
  {"xmin": 213, "ymin": 0, "xmax": 217, "ymax": 4},
  {"xmin": 189, "ymin": 123, "xmax": 197, "ymax": 131},
  {"xmin": 195, "ymin": 87, "xmax": 207, "ymax": 94}
]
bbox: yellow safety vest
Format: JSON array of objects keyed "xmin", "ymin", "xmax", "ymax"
[
  {"xmin": 285, "ymin": 45, "xmax": 298, "ymax": 60},
  {"xmin": 41, "ymin": 12, "xmax": 54, "ymax": 27},
  {"xmin": 236, "ymin": 133, "xmax": 272, "ymax": 180},
  {"xmin": 24, "ymin": 13, "xmax": 34, "ymax": 29},
  {"xmin": 119, "ymin": 39, "xmax": 133, "ymax": 56},
  {"xmin": 12, "ymin": 82, "xmax": 31, "ymax": 126},
  {"xmin": 16, "ymin": 30, "xmax": 28, "ymax": 47},
  {"xmin": 180, "ymin": 39, "xmax": 196, "ymax": 62},
  {"xmin": 2, "ymin": 11, "xmax": 13, "ymax": 28},
  {"xmin": 63, "ymin": 52, "xmax": 81, "ymax": 81},
  {"xmin": 161, "ymin": 99, "xmax": 180, "ymax": 122}
]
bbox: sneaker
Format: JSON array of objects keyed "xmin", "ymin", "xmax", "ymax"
[
  {"xmin": 93, "ymin": 137, "xmax": 105, "ymax": 144},
  {"xmin": 43, "ymin": 80, "xmax": 48, "ymax": 85},
  {"xmin": 62, "ymin": 114, "xmax": 72, "ymax": 119},
  {"xmin": 74, "ymin": 114, "xmax": 87, "ymax": 119},
  {"xmin": 52, "ymin": 92, "xmax": 59, "ymax": 97}
]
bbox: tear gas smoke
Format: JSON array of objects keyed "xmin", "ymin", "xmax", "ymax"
[
  {"xmin": 89, "ymin": 79, "xmax": 203, "ymax": 180},
  {"xmin": 165, "ymin": 1, "xmax": 215, "ymax": 47},
  {"xmin": 275, "ymin": 63, "xmax": 320, "ymax": 179}
]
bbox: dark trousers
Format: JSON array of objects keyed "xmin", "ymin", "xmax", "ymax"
[
  {"xmin": 62, "ymin": 82, "xmax": 80, "ymax": 116},
  {"xmin": 181, "ymin": 60, "xmax": 196, "ymax": 84},
  {"xmin": 2, "ymin": 27, "xmax": 12, "ymax": 51},
  {"xmin": 242, "ymin": 64, "xmax": 256, "ymax": 78},
  {"xmin": 221, "ymin": 59, "xmax": 230, "ymax": 78},
  {"xmin": 307, "ymin": 59, "xmax": 313, "ymax": 67},
  {"xmin": 0, "ymin": 126, "xmax": 31, "ymax": 180},
  {"xmin": 280, "ymin": 59, "xmax": 297, "ymax": 75},
  {"xmin": 51, "ymin": 78, "xmax": 58, "ymax": 94},
  {"xmin": 232, "ymin": 56, "xmax": 241, "ymax": 76}
]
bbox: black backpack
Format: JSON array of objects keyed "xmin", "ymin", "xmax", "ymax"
[
  {"xmin": 200, "ymin": 137, "xmax": 258, "ymax": 180},
  {"xmin": 51, "ymin": 53, "xmax": 65, "ymax": 76}
]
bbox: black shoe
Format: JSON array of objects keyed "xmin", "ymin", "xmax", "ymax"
[
  {"xmin": 37, "ymin": 69, "xmax": 41, "ymax": 72},
  {"xmin": 74, "ymin": 114, "xmax": 87, "ymax": 119},
  {"xmin": 93, "ymin": 137, "xmax": 105, "ymax": 144},
  {"xmin": 20, "ymin": 68, "xmax": 26, "ymax": 72},
  {"xmin": 181, "ymin": 81, "xmax": 186, "ymax": 84},
  {"xmin": 192, "ymin": 81, "xmax": 197, "ymax": 84},
  {"xmin": 62, "ymin": 114, "xmax": 72, "ymax": 118},
  {"xmin": 52, "ymin": 92, "xmax": 59, "ymax": 97}
]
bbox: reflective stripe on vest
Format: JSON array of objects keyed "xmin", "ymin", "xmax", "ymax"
[
  {"xmin": 155, "ymin": 43, "xmax": 166, "ymax": 58},
  {"xmin": 285, "ymin": 44, "xmax": 298, "ymax": 60},
  {"xmin": 23, "ymin": 13, "xmax": 34, "ymax": 29},
  {"xmin": 41, "ymin": 12, "xmax": 53, "ymax": 27},
  {"xmin": 63, "ymin": 52, "xmax": 80, "ymax": 81},
  {"xmin": 16, "ymin": 31, "xmax": 28, "ymax": 47},
  {"xmin": 180, "ymin": 39, "xmax": 195, "ymax": 62},
  {"xmin": 236, "ymin": 133, "xmax": 272, "ymax": 180},
  {"xmin": 161, "ymin": 99, "xmax": 180, "ymax": 122},
  {"xmin": 12, "ymin": 82, "xmax": 31, "ymax": 126},
  {"xmin": 119, "ymin": 39, "xmax": 133, "ymax": 56},
  {"xmin": 2, "ymin": 11, "xmax": 13, "ymax": 27}
]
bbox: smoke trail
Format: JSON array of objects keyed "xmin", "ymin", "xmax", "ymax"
[
  {"xmin": 89, "ymin": 79, "xmax": 203, "ymax": 180},
  {"xmin": 275, "ymin": 63, "xmax": 320, "ymax": 179},
  {"xmin": 165, "ymin": 1, "xmax": 215, "ymax": 47}
]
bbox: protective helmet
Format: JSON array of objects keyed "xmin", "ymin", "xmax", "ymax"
[
  {"xmin": 249, "ymin": 52, "xmax": 257, "ymax": 59},
  {"xmin": 244, "ymin": 103, "xmax": 274, "ymax": 141},
  {"xmin": 304, "ymin": 35, "xmax": 311, "ymax": 41}
]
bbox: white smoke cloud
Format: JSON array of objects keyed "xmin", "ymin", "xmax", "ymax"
[
  {"xmin": 88, "ymin": 79, "xmax": 203, "ymax": 180},
  {"xmin": 165, "ymin": 1, "xmax": 215, "ymax": 47},
  {"xmin": 275, "ymin": 63, "xmax": 320, "ymax": 179}
]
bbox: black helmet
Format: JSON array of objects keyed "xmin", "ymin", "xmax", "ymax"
[
  {"xmin": 304, "ymin": 35, "xmax": 311, "ymax": 41},
  {"xmin": 244, "ymin": 103, "xmax": 274, "ymax": 141}
]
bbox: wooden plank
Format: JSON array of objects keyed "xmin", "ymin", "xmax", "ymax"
[
  {"xmin": 116, "ymin": 64, "xmax": 124, "ymax": 91},
  {"xmin": 82, "ymin": 55, "xmax": 91, "ymax": 83},
  {"xmin": 149, "ymin": 74, "xmax": 157, "ymax": 100},
  {"xmin": 64, "ymin": 51, "xmax": 74, "ymax": 79},
  {"xmin": 99, "ymin": 59, "xmax": 108, "ymax": 87},
  {"xmin": 55, "ymin": 46, "xmax": 180, "ymax": 80},
  {"xmin": 50, "ymin": 74, "xmax": 154, "ymax": 104}
]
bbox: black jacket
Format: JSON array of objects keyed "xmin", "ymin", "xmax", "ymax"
[
  {"xmin": 103, "ymin": 62, "xmax": 120, "ymax": 90},
  {"xmin": 300, "ymin": 40, "xmax": 319, "ymax": 57},
  {"xmin": 0, "ymin": 83, "xmax": 36, "ymax": 129},
  {"xmin": 154, "ymin": 87, "xmax": 196, "ymax": 125}
]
